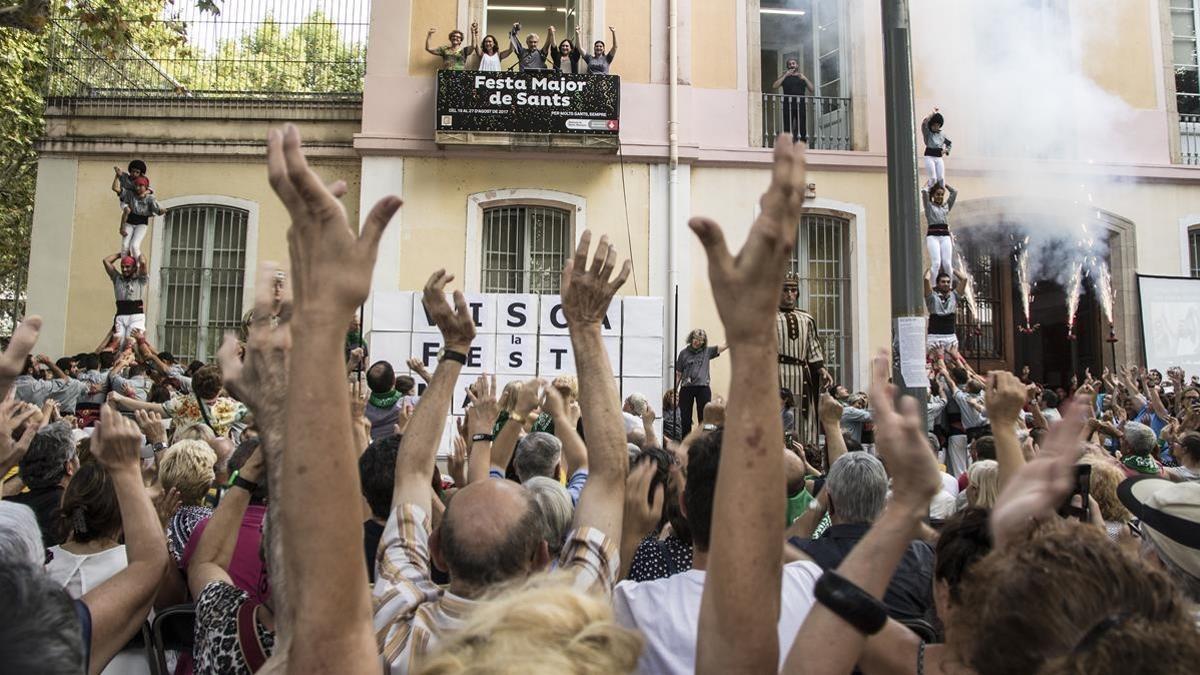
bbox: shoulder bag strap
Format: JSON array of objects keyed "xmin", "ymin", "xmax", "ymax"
[{"xmin": 236, "ymin": 598, "xmax": 268, "ymax": 672}]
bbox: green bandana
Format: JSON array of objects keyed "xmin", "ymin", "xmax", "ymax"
[
  {"xmin": 369, "ymin": 389, "xmax": 401, "ymax": 409},
  {"xmin": 1122, "ymin": 454, "xmax": 1159, "ymax": 476}
]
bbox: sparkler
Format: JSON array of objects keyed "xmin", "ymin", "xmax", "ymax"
[{"xmin": 1065, "ymin": 260, "xmax": 1083, "ymax": 340}]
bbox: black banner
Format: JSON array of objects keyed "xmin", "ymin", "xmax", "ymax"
[{"xmin": 435, "ymin": 70, "xmax": 620, "ymax": 135}]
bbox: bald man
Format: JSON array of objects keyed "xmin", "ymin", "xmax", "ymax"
[{"xmin": 374, "ymin": 256, "xmax": 630, "ymax": 673}]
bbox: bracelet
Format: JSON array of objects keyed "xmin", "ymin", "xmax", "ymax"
[
  {"xmin": 472, "ymin": 433, "xmax": 494, "ymax": 443},
  {"xmin": 440, "ymin": 349, "xmax": 468, "ymax": 365},
  {"xmin": 813, "ymin": 570, "xmax": 888, "ymax": 636},
  {"xmin": 231, "ymin": 473, "xmax": 260, "ymax": 493},
  {"xmin": 225, "ymin": 469, "xmax": 240, "ymax": 488},
  {"xmin": 152, "ymin": 441, "xmax": 168, "ymax": 453},
  {"xmin": 508, "ymin": 411, "xmax": 527, "ymax": 424}
]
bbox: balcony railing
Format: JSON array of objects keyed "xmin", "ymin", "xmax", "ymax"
[
  {"xmin": 762, "ymin": 94, "xmax": 852, "ymax": 150},
  {"xmin": 1182, "ymin": 114, "xmax": 1200, "ymax": 165}
]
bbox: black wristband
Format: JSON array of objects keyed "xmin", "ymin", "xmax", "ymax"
[
  {"xmin": 232, "ymin": 474, "xmax": 260, "ymax": 493},
  {"xmin": 813, "ymin": 570, "xmax": 888, "ymax": 635},
  {"xmin": 471, "ymin": 433, "xmax": 494, "ymax": 443},
  {"xmin": 440, "ymin": 349, "xmax": 468, "ymax": 365}
]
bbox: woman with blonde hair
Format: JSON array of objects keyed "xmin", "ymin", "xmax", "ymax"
[
  {"xmin": 964, "ymin": 459, "xmax": 999, "ymax": 509},
  {"xmin": 158, "ymin": 439, "xmax": 217, "ymax": 564},
  {"xmin": 417, "ymin": 573, "xmax": 643, "ymax": 675},
  {"xmin": 1078, "ymin": 455, "xmax": 1132, "ymax": 542}
]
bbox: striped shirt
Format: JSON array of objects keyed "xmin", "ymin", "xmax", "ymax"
[{"xmin": 373, "ymin": 503, "xmax": 618, "ymax": 673}]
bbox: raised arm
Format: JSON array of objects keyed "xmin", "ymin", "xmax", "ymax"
[
  {"xmin": 1118, "ymin": 366, "xmax": 1148, "ymax": 410},
  {"xmin": 607, "ymin": 26, "xmax": 617, "ymax": 60},
  {"xmin": 467, "ymin": 22, "xmax": 479, "ymax": 56},
  {"xmin": 424, "ymin": 28, "xmax": 440, "ymax": 56},
  {"xmin": 216, "ymin": 260, "xmax": 296, "ymax": 653},
  {"xmin": 985, "ymin": 371, "xmax": 1027, "ymax": 490},
  {"xmin": 111, "ymin": 167, "xmax": 124, "ymax": 195},
  {"xmin": 542, "ymin": 385, "xmax": 587, "ymax": 474},
  {"xmin": 489, "ymin": 378, "xmax": 539, "ymax": 475},
  {"xmin": 82, "ymin": 405, "xmax": 169, "ymax": 675},
  {"xmin": 1146, "ymin": 380, "xmax": 1171, "ymax": 420},
  {"xmin": 0, "ymin": 316, "xmax": 39, "ymax": 401},
  {"xmin": 944, "ymin": 184, "xmax": 958, "ymax": 211},
  {"xmin": 783, "ymin": 353, "xmax": 941, "ymax": 675},
  {"xmin": 463, "ymin": 374, "xmax": 500, "ymax": 486},
  {"xmin": 819, "ymin": 393, "xmax": 848, "ymax": 469},
  {"xmin": 694, "ymin": 137, "xmax": 808, "ymax": 675},
  {"xmin": 266, "ymin": 124, "xmax": 402, "ymax": 672},
  {"xmin": 406, "ymin": 357, "xmax": 433, "ymax": 385},
  {"xmin": 923, "ymin": 269, "xmax": 933, "ymax": 297},
  {"xmin": 107, "ymin": 391, "xmax": 164, "ymax": 416},
  {"xmin": 103, "ymin": 253, "xmax": 120, "ymax": 278},
  {"xmin": 394, "ymin": 270, "xmax": 476, "ymax": 512},
  {"xmin": 562, "ymin": 231, "xmax": 632, "ymax": 538},
  {"xmin": 509, "ymin": 23, "xmax": 525, "ymax": 57},
  {"xmin": 954, "ymin": 267, "xmax": 969, "ymax": 295}
]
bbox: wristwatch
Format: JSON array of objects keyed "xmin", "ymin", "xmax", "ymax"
[
  {"xmin": 472, "ymin": 433, "xmax": 494, "ymax": 443},
  {"xmin": 438, "ymin": 348, "xmax": 467, "ymax": 365},
  {"xmin": 702, "ymin": 423, "xmax": 719, "ymax": 431},
  {"xmin": 151, "ymin": 441, "xmax": 168, "ymax": 453},
  {"xmin": 231, "ymin": 474, "xmax": 260, "ymax": 493}
]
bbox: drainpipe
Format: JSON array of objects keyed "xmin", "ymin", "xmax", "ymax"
[{"xmin": 667, "ymin": 0, "xmax": 680, "ymax": 380}]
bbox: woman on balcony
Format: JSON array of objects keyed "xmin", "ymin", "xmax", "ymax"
[
  {"xmin": 772, "ymin": 58, "xmax": 813, "ymax": 142},
  {"xmin": 477, "ymin": 24, "xmax": 513, "ymax": 72},
  {"xmin": 425, "ymin": 26, "xmax": 477, "ymax": 71}
]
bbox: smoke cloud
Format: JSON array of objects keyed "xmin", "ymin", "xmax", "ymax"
[{"xmin": 909, "ymin": 1, "xmax": 1134, "ymax": 319}]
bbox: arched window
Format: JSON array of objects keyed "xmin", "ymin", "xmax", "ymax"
[
  {"xmin": 790, "ymin": 212, "xmax": 851, "ymax": 384},
  {"xmin": 481, "ymin": 204, "xmax": 573, "ymax": 293},
  {"xmin": 157, "ymin": 204, "xmax": 249, "ymax": 362}
]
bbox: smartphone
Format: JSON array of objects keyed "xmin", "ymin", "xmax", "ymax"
[{"xmin": 1058, "ymin": 463, "xmax": 1092, "ymax": 522}]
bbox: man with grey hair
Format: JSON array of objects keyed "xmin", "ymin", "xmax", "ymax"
[
  {"xmin": 9, "ymin": 421, "xmax": 78, "ymax": 546},
  {"xmin": 1120, "ymin": 421, "xmax": 1166, "ymax": 478},
  {"xmin": 509, "ymin": 431, "xmax": 589, "ymax": 506},
  {"xmin": 789, "ymin": 451, "xmax": 935, "ymax": 623}
]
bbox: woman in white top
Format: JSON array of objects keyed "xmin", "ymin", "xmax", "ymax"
[
  {"xmin": 46, "ymin": 463, "xmax": 152, "ymax": 675},
  {"xmin": 477, "ymin": 24, "xmax": 513, "ymax": 72}
]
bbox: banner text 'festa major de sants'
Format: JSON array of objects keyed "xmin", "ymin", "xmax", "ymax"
[{"xmin": 436, "ymin": 70, "xmax": 621, "ymax": 135}]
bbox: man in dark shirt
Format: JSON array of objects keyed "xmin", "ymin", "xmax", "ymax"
[
  {"xmin": 509, "ymin": 22, "xmax": 551, "ymax": 71},
  {"xmin": 771, "ymin": 58, "xmax": 814, "ymax": 142},
  {"xmin": 790, "ymin": 452, "xmax": 935, "ymax": 623},
  {"xmin": 358, "ymin": 435, "xmax": 399, "ymax": 583},
  {"xmin": 10, "ymin": 422, "xmax": 79, "ymax": 547}
]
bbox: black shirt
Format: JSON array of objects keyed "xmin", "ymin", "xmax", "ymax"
[
  {"xmin": 791, "ymin": 522, "xmax": 935, "ymax": 623},
  {"xmin": 780, "ymin": 74, "xmax": 811, "ymax": 97},
  {"xmin": 10, "ymin": 485, "xmax": 66, "ymax": 547},
  {"xmin": 363, "ymin": 519, "xmax": 385, "ymax": 583},
  {"xmin": 628, "ymin": 534, "xmax": 694, "ymax": 582}
]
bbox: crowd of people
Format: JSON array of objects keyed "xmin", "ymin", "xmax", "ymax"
[
  {"xmin": 425, "ymin": 22, "xmax": 617, "ymax": 74},
  {"xmin": 1, "ymin": 129, "xmax": 1198, "ymax": 675}
]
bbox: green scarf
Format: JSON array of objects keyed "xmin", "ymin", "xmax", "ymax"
[
  {"xmin": 1122, "ymin": 454, "xmax": 1160, "ymax": 476},
  {"xmin": 369, "ymin": 389, "xmax": 402, "ymax": 409}
]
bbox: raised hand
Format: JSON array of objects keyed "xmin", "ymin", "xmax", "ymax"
[
  {"xmin": 868, "ymin": 351, "xmax": 940, "ymax": 508},
  {"xmin": 702, "ymin": 395, "xmax": 726, "ymax": 427},
  {"xmin": 624, "ymin": 458, "xmax": 665, "ymax": 539},
  {"xmin": 218, "ymin": 261, "xmax": 293, "ymax": 421},
  {"xmin": 92, "ymin": 404, "xmax": 143, "ymax": 473},
  {"xmin": 985, "ymin": 371, "xmax": 1027, "ymax": 423},
  {"xmin": 266, "ymin": 124, "xmax": 400, "ymax": 321},
  {"xmin": 514, "ymin": 378, "xmax": 542, "ymax": 419},
  {"xmin": 990, "ymin": 397, "xmax": 1087, "ymax": 549},
  {"xmin": 818, "ymin": 393, "xmax": 843, "ymax": 426},
  {"xmin": 560, "ymin": 231, "xmax": 631, "ymax": 328},
  {"xmin": 133, "ymin": 409, "xmax": 166, "ymax": 446},
  {"xmin": 689, "ymin": 138, "xmax": 806, "ymax": 347},
  {"xmin": 422, "ymin": 270, "xmax": 476, "ymax": 353},
  {"xmin": 465, "ymin": 373, "xmax": 499, "ymax": 436},
  {"xmin": 0, "ymin": 397, "xmax": 39, "ymax": 474},
  {"xmin": 0, "ymin": 316, "xmax": 40, "ymax": 400}
]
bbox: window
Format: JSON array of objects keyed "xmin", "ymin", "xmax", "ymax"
[
  {"xmin": 158, "ymin": 205, "xmax": 249, "ymax": 362},
  {"xmin": 481, "ymin": 205, "xmax": 572, "ymax": 293},
  {"xmin": 484, "ymin": 0, "xmax": 581, "ymax": 69},
  {"xmin": 1175, "ymin": 2, "xmax": 1200, "ymax": 162},
  {"xmin": 758, "ymin": 0, "xmax": 851, "ymax": 149},
  {"xmin": 1191, "ymin": 226, "xmax": 1200, "ymax": 277},
  {"xmin": 955, "ymin": 247, "xmax": 1004, "ymax": 360},
  {"xmin": 789, "ymin": 213, "xmax": 851, "ymax": 384}
]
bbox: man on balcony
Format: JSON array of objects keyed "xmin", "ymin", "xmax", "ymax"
[
  {"xmin": 509, "ymin": 22, "xmax": 551, "ymax": 72},
  {"xmin": 772, "ymin": 58, "xmax": 813, "ymax": 142}
]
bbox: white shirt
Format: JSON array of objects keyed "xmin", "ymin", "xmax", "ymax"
[
  {"xmin": 479, "ymin": 51, "xmax": 502, "ymax": 71},
  {"xmin": 613, "ymin": 561, "xmax": 824, "ymax": 675}
]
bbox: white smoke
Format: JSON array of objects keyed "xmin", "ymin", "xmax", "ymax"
[{"xmin": 909, "ymin": 1, "xmax": 1134, "ymax": 312}]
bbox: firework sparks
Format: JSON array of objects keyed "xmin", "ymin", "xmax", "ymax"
[
  {"xmin": 1096, "ymin": 261, "xmax": 1114, "ymax": 324},
  {"xmin": 1065, "ymin": 260, "xmax": 1084, "ymax": 339},
  {"xmin": 1015, "ymin": 248, "xmax": 1033, "ymax": 328}
]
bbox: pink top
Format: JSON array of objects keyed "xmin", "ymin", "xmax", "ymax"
[{"xmin": 181, "ymin": 503, "xmax": 270, "ymax": 605}]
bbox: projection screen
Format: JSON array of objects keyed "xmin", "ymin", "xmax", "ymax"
[{"xmin": 1138, "ymin": 275, "xmax": 1200, "ymax": 374}]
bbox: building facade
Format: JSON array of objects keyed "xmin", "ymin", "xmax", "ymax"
[{"xmin": 25, "ymin": 0, "xmax": 1200, "ymax": 394}]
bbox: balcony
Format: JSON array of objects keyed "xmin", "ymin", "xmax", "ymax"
[
  {"xmin": 1182, "ymin": 114, "xmax": 1200, "ymax": 165},
  {"xmin": 761, "ymin": 94, "xmax": 852, "ymax": 150}
]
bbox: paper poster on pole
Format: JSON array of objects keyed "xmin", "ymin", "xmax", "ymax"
[{"xmin": 896, "ymin": 317, "xmax": 929, "ymax": 389}]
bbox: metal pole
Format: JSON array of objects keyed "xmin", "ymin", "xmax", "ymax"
[{"xmin": 880, "ymin": 0, "xmax": 928, "ymax": 413}]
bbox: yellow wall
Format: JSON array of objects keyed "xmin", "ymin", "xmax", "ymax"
[
  {"xmin": 397, "ymin": 157, "xmax": 651, "ymax": 293},
  {"xmin": 605, "ymin": 0, "xmax": 652, "ymax": 84},
  {"xmin": 691, "ymin": 0, "xmax": 737, "ymax": 89},
  {"xmin": 409, "ymin": 0, "xmax": 460, "ymax": 77},
  {"xmin": 62, "ymin": 156, "xmax": 361, "ymax": 356},
  {"xmin": 1075, "ymin": 0, "xmax": 1157, "ymax": 109}
]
